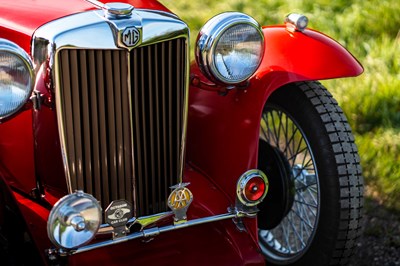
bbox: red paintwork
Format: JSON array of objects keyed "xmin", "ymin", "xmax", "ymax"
[
  {"xmin": 0, "ymin": 1, "xmax": 362, "ymax": 265},
  {"xmin": 12, "ymin": 191, "xmax": 52, "ymax": 263},
  {"xmin": 32, "ymin": 66, "xmax": 68, "ymax": 197},
  {"xmin": 0, "ymin": 111, "xmax": 36, "ymax": 194}
]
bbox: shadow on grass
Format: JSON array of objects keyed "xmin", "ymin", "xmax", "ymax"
[{"xmin": 350, "ymin": 197, "xmax": 400, "ymax": 266}]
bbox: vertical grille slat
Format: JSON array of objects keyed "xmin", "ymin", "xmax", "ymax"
[
  {"xmin": 60, "ymin": 51, "xmax": 77, "ymax": 190},
  {"xmin": 139, "ymin": 48, "xmax": 150, "ymax": 215},
  {"xmin": 154, "ymin": 45, "xmax": 162, "ymax": 213},
  {"xmin": 58, "ymin": 38, "xmax": 187, "ymax": 217},
  {"xmin": 104, "ymin": 51, "xmax": 117, "ymax": 199},
  {"xmin": 120, "ymin": 51, "xmax": 133, "ymax": 209},
  {"xmin": 148, "ymin": 46, "xmax": 156, "ymax": 213},
  {"xmin": 132, "ymin": 49, "xmax": 144, "ymax": 215},
  {"xmin": 95, "ymin": 50, "xmax": 110, "ymax": 206},
  {"xmin": 161, "ymin": 43, "xmax": 169, "ymax": 205},
  {"xmin": 79, "ymin": 50, "xmax": 93, "ymax": 195},
  {"xmin": 88, "ymin": 50, "xmax": 102, "ymax": 202},
  {"xmin": 69, "ymin": 50, "xmax": 84, "ymax": 190},
  {"xmin": 167, "ymin": 42, "xmax": 174, "ymax": 188},
  {"xmin": 176, "ymin": 41, "xmax": 181, "ymax": 177},
  {"xmin": 112, "ymin": 51, "xmax": 124, "ymax": 199}
]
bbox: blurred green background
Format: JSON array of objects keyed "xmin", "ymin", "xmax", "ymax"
[{"xmin": 159, "ymin": 0, "xmax": 400, "ymax": 211}]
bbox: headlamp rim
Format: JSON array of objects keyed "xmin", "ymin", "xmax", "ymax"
[
  {"xmin": 196, "ymin": 12, "xmax": 265, "ymax": 85},
  {"xmin": 0, "ymin": 38, "xmax": 35, "ymax": 121},
  {"xmin": 47, "ymin": 191, "xmax": 102, "ymax": 249}
]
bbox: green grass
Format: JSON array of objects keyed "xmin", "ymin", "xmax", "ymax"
[{"xmin": 159, "ymin": 0, "xmax": 400, "ymax": 210}]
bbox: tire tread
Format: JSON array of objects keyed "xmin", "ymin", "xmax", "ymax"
[{"xmin": 298, "ymin": 81, "xmax": 364, "ymax": 265}]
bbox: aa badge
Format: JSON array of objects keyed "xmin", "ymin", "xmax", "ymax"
[{"xmin": 167, "ymin": 183, "xmax": 193, "ymax": 224}]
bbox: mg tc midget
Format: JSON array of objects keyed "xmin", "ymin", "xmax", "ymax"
[{"xmin": 0, "ymin": 0, "xmax": 364, "ymax": 265}]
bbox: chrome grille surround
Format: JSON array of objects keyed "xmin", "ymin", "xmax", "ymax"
[{"xmin": 32, "ymin": 9, "xmax": 189, "ymax": 217}]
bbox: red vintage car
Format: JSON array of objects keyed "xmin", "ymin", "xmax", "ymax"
[{"xmin": 0, "ymin": 0, "xmax": 364, "ymax": 265}]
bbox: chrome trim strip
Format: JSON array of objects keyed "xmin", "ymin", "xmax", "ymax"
[
  {"xmin": 70, "ymin": 210, "xmax": 249, "ymax": 255},
  {"xmin": 85, "ymin": 0, "xmax": 106, "ymax": 9},
  {"xmin": 179, "ymin": 38, "xmax": 190, "ymax": 182}
]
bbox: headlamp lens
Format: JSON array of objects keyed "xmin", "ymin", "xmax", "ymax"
[
  {"xmin": 47, "ymin": 191, "xmax": 102, "ymax": 249},
  {"xmin": 213, "ymin": 24, "xmax": 264, "ymax": 83},
  {"xmin": 0, "ymin": 40, "xmax": 34, "ymax": 119}
]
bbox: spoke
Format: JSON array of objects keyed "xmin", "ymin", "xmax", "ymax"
[
  {"xmin": 307, "ymin": 185, "xmax": 318, "ymax": 193},
  {"xmin": 297, "ymin": 197, "xmax": 316, "ymax": 236},
  {"xmin": 297, "ymin": 186, "xmax": 318, "ymax": 207},
  {"xmin": 293, "ymin": 137, "xmax": 305, "ymax": 164},
  {"xmin": 287, "ymin": 213, "xmax": 306, "ymax": 249},
  {"xmin": 291, "ymin": 122, "xmax": 296, "ymax": 161},
  {"xmin": 288, "ymin": 212, "xmax": 299, "ymax": 252},
  {"xmin": 260, "ymin": 121, "xmax": 270, "ymax": 142},
  {"xmin": 295, "ymin": 202, "xmax": 312, "ymax": 240},
  {"xmin": 303, "ymin": 158, "xmax": 314, "ymax": 168},
  {"xmin": 291, "ymin": 207, "xmax": 314, "ymax": 229},
  {"xmin": 261, "ymin": 114, "xmax": 268, "ymax": 140},
  {"xmin": 277, "ymin": 111, "xmax": 283, "ymax": 145},
  {"xmin": 283, "ymin": 113, "xmax": 289, "ymax": 157},
  {"xmin": 283, "ymin": 126, "xmax": 298, "ymax": 156},
  {"xmin": 296, "ymin": 178, "xmax": 318, "ymax": 206},
  {"xmin": 305, "ymin": 184, "xmax": 318, "ymax": 206},
  {"xmin": 294, "ymin": 199, "xmax": 318, "ymax": 209},
  {"xmin": 265, "ymin": 113, "xmax": 275, "ymax": 145},
  {"xmin": 280, "ymin": 218, "xmax": 291, "ymax": 253},
  {"xmin": 296, "ymin": 182, "xmax": 317, "ymax": 191},
  {"xmin": 270, "ymin": 111, "xmax": 281, "ymax": 147},
  {"xmin": 301, "ymin": 148, "xmax": 310, "ymax": 168},
  {"xmin": 296, "ymin": 193, "xmax": 318, "ymax": 217},
  {"xmin": 288, "ymin": 146, "xmax": 307, "ymax": 162}
]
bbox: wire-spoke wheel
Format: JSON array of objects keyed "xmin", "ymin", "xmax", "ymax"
[
  {"xmin": 259, "ymin": 106, "xmax": 320, "ymax": 261},
  {"xmin": 257, "ymin": 82, "xmax": 363, "ymax": 265}
]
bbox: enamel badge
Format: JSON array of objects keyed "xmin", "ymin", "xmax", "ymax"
[{"xmin": 167, "ymin": 183, "xmax": 193, "ymax": 224}]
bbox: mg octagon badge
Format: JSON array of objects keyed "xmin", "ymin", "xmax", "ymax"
[{"xmin": 121, "ymin": 26, "xmax": 141, "ymax": 48}]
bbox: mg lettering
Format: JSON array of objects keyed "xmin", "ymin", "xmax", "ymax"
[{"xmin": 122, "ymin": 27, "xmax": 140, "ymax": 47}]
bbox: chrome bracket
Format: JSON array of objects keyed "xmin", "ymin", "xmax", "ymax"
[{"xmin": 30, "ymin": 91, "xmax": 42, "ymax": 110}]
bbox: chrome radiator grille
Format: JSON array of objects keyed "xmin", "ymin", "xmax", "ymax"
[{"xmin": 57, "ymin": 38, "xmax": 187, "ymax": 216}]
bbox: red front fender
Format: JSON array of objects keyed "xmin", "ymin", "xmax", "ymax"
[
  {"xmin": 254, "ymin": 26, "xmax": 363, "ymax": 95},
  {"xmin": 187, "ymin": 25, "xmax": 363, "ymax": 203}
]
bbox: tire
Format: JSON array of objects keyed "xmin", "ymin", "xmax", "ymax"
[{"xmin": 257, "ymin": 81, "xmax": 363, "ymax": 265}]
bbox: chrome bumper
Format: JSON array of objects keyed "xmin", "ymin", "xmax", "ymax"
[{"xmin": 47, "ymin": 208, "xmax": 254, "ymax": 258}]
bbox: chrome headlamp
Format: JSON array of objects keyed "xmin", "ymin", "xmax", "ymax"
[
  {"xmin": 47, "ymin": 191, "xmax": 102, "ymax": 249},
  {"xmin": 196, "ymin": 12, "xmax": 264, "ymax": 85},
  {"xmin": 0, "ymin": 39, "xmax": 34, "ymax": 120}
]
